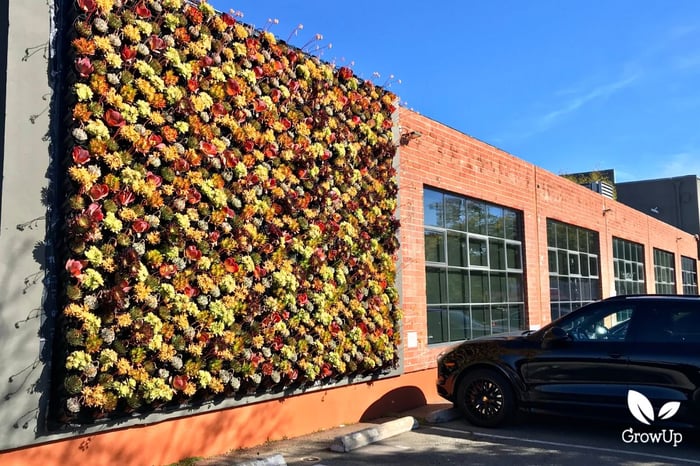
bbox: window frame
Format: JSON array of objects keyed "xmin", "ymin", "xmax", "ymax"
[
  {"xmin": 681, "ymin": 255, "xmax": 699, "ymax": 295},
  {"xmin": 547, "ymin": 219, "xmax": 601, "ymax": 321},
  {"xmin": 653, "ymin": 248, "xmax": 676, "ymax": 294},
  {"xmin": 423, "ymin": 187, "xmax": 526, "ymax": 345},
  {"xmin": 612, "ymin": 237, "xmax": 646, "ymax": 295}
]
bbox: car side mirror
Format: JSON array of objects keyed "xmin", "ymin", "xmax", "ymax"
[{"xmin": 542, "ymin": 326, "xmax": 568, "ymax": 348}]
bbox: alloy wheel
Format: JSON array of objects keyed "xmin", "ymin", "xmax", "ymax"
[{"xmin": 465, "ymin": 378, "xmax": 504, "ymax": 420}]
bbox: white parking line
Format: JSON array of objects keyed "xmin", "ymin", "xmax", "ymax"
[{"xmin": 429, "ymin": 426, "xmax": 700, "ymax": 464}]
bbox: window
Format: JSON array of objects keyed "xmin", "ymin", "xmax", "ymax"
[
  {"xmin": 681, "ymin": 256, "xmax": 698, "ymax": 295},
  {"xmin": 424, "ymin": 187, "xmax": 525, "ymax": 344},
  {"xmin": 612, "ymin": 237, "xmax": 645, "ymax": 295},
  {"xmin": 653, "ymin": 248, "xmax": 676, "ymax": 294},
  {"xmin": 634, "ymin": 303, "xmax": 700, "ymax": 343},
  {"xmin": 547, "ymin": 219, "xmax": 601, "ymax": 321},
  {"xmin": 557, "ymin": 302, "xmax": 635, "ymax": 342}
]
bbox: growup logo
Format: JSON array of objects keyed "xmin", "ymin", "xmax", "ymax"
[
  {"xmin": 627, "ymin": 390, "xmax": 680, "ymax": 425},
  {"xmin": 622, "ymin": 390, "xmax": 683, "ymax": 447}
]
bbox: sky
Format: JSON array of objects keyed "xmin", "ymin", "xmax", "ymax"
[{"xmin": 209, "ymin": 1, "xmax": 700, "ymax": 182}]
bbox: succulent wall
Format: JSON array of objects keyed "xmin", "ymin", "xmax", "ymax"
[{"xmin": 57, "ymin": 0, "xmax": 401, "ymax": 423}]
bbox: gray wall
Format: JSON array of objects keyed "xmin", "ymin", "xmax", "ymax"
[
  {"xmin": 0, "ymin": 0, "xmax": 233, "ymax": 451},
  {"xmin": 617, "ymin": 175, "xmax": 700, "ymax": 237},
  {"xmin": 0, "ymin": 0, "xmax": 53, "ymax": 450}
]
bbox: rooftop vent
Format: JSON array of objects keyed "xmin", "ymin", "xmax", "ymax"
[{"xmin": 586, "ymin": 181, "xmax": 615, "ymax": 199}]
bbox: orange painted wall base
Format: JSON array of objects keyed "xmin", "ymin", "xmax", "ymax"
[{"xmin": 0, "ymin": 368, "xmax": 440, "ymax": 466}]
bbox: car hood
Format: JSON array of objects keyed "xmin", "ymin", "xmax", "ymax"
[{"xmin": 472, "ymin": 330, "xmax": 531, "ymax": 341}]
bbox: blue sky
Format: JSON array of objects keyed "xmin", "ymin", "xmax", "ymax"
[{"xmin": 210, "ymin": 1, "xmax": 700, "ymax": 182}]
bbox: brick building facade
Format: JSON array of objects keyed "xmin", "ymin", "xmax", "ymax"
[
  {"xmin": 396, "ymin": 108, "xmax": 699, "ymax": 374},
  {"xmin": 1, "ymin": 16, "xmax": 698, "ymax": 457}
]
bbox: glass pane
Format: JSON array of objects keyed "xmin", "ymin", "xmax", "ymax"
[
  {"xmin": 489, "ymin": 239, "xmax": 506, "ymax": 270},
  {"xmin": 446, "ymin": 231, "xmax": 468, "ymax": 267},
  {"xmin": 559, "ymin": 302, "xmax": 573, "ymax": 315},
  {"xmin": 470, "ymin": 270, "xmax": 489, "ymax": 303},
  {"xmin": 507, "ymin": 274, "xmax": 523, "ymax": 302},
  {"xmin": 424, "ymin": 229, "xmax": 445, "ymax": 263},
  {"xmin": 487, "ymin": 205, "xmax": 504, "ymax": 237},
  {"xmin": 550, "ymin": 276, "xmax": 560, "ymax": 302},
  {"xmin": 616, "ymin": 280, "xmax": 625, "ymax": 295},
  {"xmin": 589, "ymin": 256, "xmax": 599, "ymax": 277},
  {"xmin": 569, "ymin": 277, "xmax": 582, "ymax": 301},
  {"xmin": 558, "ymin": 277, "xmax": 570, "ymax": 301},
  {"xmin": 558, "ymin": 250, "xmax": 568, "ymax": 276},
  {"xmin": 569, "ymin": 252, "xmax": 580, "ymax": 275},
  {"xmin": 469, "ymin": 237, "xmax": 488, "ymax": 267},
  {"xmin": 578, "ymin": 230, "xmax": 588, "ymax": 253},
  {"xmin": 551, "ymin": 304, "xmax": 560, "ymax": 321},
  {"xmin": 448, "ymin": 269, "xmax": 469, "ymax": 304},
  {"xmin": 471, "ymin": 306, "xmax": 490, "ymax": 338},
  {"xmin": 547, "ymin": 220, "xmax": 556, "ymax": 247},
  {"xmin": 467, "ymin": 201, "xmax": 487, "ymax": 235},
  {"xmin": 423, "ymin": 189, "xmax": 444, "ymax": 227},
  {"xmin": 509, "ymin": 304, "xmax": 523, "ymax": 330},
  {"xmin": 504, "ymin": 210, "xmax": 518, "ymax": 240},
  {"xmin": 491, "ymin": 305, "xmax": 507, "ymax": 333},
  {"xmin": 580, "ymin": 278, "xmax": 591, "ymax": 301},
  {"xmin": 507, "ymin": 243, "xmax": 522, "ymax": 270},
  {"xmin": 444, "ymin": 195, "xmax": 465, "ymax": 231},
  {"xmin": 427, "ymin": 307, "xmax": 448, "ymax": 344},
  {"xmin": 556, "ymin": 223, "xmax": 567, "ymax": 249},
  {"xmin": 426, "ymin": 267, "xmax": 447, "ymax": 304},
  {"xmin": 548, "ymin": 249, "xmax": 557, "ymax": 273},
  {"xmin": 567, "ymin": 228, "xmax": 578, "ymax": 252},
  {"xmin": 448, "ymin": 306, "xmax": 469, "ymax": 341},
  {"xmin": 490, "ymin": 272, "xmax": 507, "ymax": 302},
  {"xmin": 580, "ymin": 253, "xmax": 589, "ymax": 277}
]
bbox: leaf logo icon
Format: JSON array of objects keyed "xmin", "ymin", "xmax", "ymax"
[
  {"xmin": 628, "ymin": 390, "xmax": 654, "ymax": 425},
  {"xmin": 658, "ymin": 401, "xmax": 681, "ymax": 420},
  {"xmin": 627, "ymin": 390, "xmax": 681, "ymax": 425}
]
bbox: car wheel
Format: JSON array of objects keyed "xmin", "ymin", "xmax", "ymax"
[{"xmin": 456, "ymin": 369, "xmax": 515, "ymax": 427}]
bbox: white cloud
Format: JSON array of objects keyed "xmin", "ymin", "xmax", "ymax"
[
  {"xmin": 612, "ymin": 168, "xmax": 638, "ymax": 183},
  {"xmin": 674, "ymin": 53, "xmax": 700, "ymax": 71},
  {"xmin": 616, "ymin": 152, "xmax": 700, "ymax": 182},
  {"xmin": 493, "ymin": 73, "xmax": 641, "ymax": 145},
  {"xmin": 658, "ymin": 152, "xmax": 700, "ymax": 178},
  {"xmin": 535, "ymin": 74, "xmax": 639, "ymax": 131}
]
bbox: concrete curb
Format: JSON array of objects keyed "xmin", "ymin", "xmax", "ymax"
[
  {"xmin": 425, "ymin": 407, "xmax": 461, "ymax": 423},
  {"xmin": 329, "ymin": 416, "xmax": 418, "ymax": 453},
  {"xmin": 229, "ymin": 453, "xmax": 287, "ymax": 466}
]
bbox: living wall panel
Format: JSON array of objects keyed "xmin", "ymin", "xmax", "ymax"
[{"xmin": 55, "ymin": 0, "xmax": 402, "ymax": 425}]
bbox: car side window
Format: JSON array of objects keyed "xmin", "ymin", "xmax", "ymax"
[
  {"xmin": 558, "ymin": 305, "xmax": 634, "ymax": 342},
  {"xmin": 673, "ymin": 308, "xmax": 700, "ymax": 342},
  {"xmin": 633, "ymin": 304, "xmax": 700, "ymax": 343}
]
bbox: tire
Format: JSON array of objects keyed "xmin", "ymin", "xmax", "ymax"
[{"xmin": 455, "ymin": 369, "xmax": 515, "ymax": 427}]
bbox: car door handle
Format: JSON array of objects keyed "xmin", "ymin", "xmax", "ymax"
[{"xmin": 608, "ymin": 353, "xmax": 624, "ymax": 359}]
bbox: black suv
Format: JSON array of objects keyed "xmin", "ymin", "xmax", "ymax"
[{"xmin": 436, "ymin": 295, "xmax": 700, "ymax": 427}]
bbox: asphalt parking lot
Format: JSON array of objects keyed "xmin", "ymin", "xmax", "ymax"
[{"xmin": 195, "ymin": 405, "xmax": 700, "ymax": 466}]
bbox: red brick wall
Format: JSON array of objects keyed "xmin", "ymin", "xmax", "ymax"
[{"xmin": 397, "ymin": 108, "xmax": 700, "ymax": 372}]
